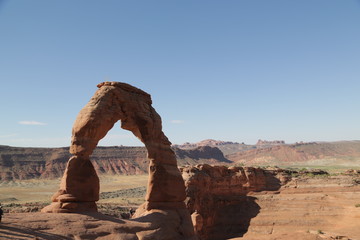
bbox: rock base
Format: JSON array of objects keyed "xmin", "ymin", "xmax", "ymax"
[{"xmin": 41, "ymin": 201, "xmax": 97, "ymax": 213}]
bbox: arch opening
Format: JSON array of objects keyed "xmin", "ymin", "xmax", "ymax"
[{"xmin": 97, "ymin": 122, "xmax": 143, "ymax": 147}]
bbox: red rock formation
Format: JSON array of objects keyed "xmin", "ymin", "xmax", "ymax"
[
  {"xmin": 42, "ymin": 82, "xmax": 188, "ymax": 218},
  {"xmin": 181, "ymin": 164, "xmax": 290, "ymax": 240}
]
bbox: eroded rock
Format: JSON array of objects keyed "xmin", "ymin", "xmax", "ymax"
[{"xmin": 181, "ymin": 164, "xmax": 289, "ymax": 240}]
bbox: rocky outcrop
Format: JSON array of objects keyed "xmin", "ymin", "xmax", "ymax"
[
  {"xmin": 41, "ymin": 82, "xmax": 196, "ymax": 238},
  {"xmin": 181, "ymin": 164, "xmax": 291, "ymax": 240}
]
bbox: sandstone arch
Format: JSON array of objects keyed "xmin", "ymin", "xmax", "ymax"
[{"xmin": 42, "ymin": 82, "xmax": 186, "ymax": 213}]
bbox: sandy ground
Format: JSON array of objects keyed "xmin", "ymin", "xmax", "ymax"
[{"xmin": 0, "ymin": 175, "xmax": 148, "ymax": 205}]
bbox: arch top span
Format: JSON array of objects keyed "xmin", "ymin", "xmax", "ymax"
[
  {"xmin": 42, "ymin": 82, "xmax": 186, "ymax": 213},
  {"xmin": 97, "ymin": 81, "xmax": 152, "ymax": 100},
  {"xmin": 70, "ymin": 81, "xmax": 170, "ymax": 158}
]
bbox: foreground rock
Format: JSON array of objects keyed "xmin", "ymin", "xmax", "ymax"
[{"xmin": 1, "ymin": 211, "xmax": 193, "ymax": 240}]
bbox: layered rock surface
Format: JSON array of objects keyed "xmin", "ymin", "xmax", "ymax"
[{"xmin": 238, "ymin": 174, "xmax": 360, "ymax": 240}]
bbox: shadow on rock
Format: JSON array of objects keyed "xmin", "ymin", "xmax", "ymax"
[
  {"xmin": 208, "ymin": 196, "xmax": 260, "ymax": 240},
  {"xmin": 182, "ymin": 164, "xmax": 286, "ymax": 240}
]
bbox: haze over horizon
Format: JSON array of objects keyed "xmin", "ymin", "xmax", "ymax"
[{"xmin": 0, "ymin": 1, "xmax": 359, "ymax": 147}]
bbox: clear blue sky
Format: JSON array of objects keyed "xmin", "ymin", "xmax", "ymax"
[{"xmin": 0, "ymin": 0, "xmax": 359, "ymax": 147}]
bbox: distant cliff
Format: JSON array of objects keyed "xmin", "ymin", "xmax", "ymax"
[
  {"xmin": 173, "ymin": 139, "xmax": 240, "ymax": 149},
  {"xmin": 0, "ymin": 145, "xmax": 231, "ymax": 181},
  {"xmin": 173, "ymin": 139, "xmax": 360, "ymax": 168},
  {"xmin": 2, "ymin": 140, "xmax": 360, "ymax": 181},
  {"xmin": 256, "ymin": 139, "xmax": 285, "ymax": 146},
  {"xmin": 174, "ymin": 146, "xmax": 232, "ymax": 165},
  {"xmin": 227, "ymin": 140, "xmax": 360, "ymax": 167}
]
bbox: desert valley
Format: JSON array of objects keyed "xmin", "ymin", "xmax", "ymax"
[{"xmin": 1, "ymin": 139, "xmax": 360, "ymax": 240}]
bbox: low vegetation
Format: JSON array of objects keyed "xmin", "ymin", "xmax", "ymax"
[{"xmin": 0, "ymin": 175, "xmax": 148, "ymax": 214}]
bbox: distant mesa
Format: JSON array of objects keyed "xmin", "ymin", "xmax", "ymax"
[
  {"xmin": 174, "ymin": 145, "xmax": 232, "ymax": 165},
  {"xmin": 294, "ymin": 141, "xmax": 318, "ymax": 146},
  {"xmin": 173, "ymin": 139, "xmax": 240, "ymax": 149},
  {"xmin": 2, "ymin": 140, "xmax": 360, "ymax": 181},
  {"xmin": 256, "ymin": 139, "xmax": 285, "ymax": 146}
]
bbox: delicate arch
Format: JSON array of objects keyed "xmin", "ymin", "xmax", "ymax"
[{"xmin": 42, "ymin": 82, "xmax": 186, "ymax": 213}]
